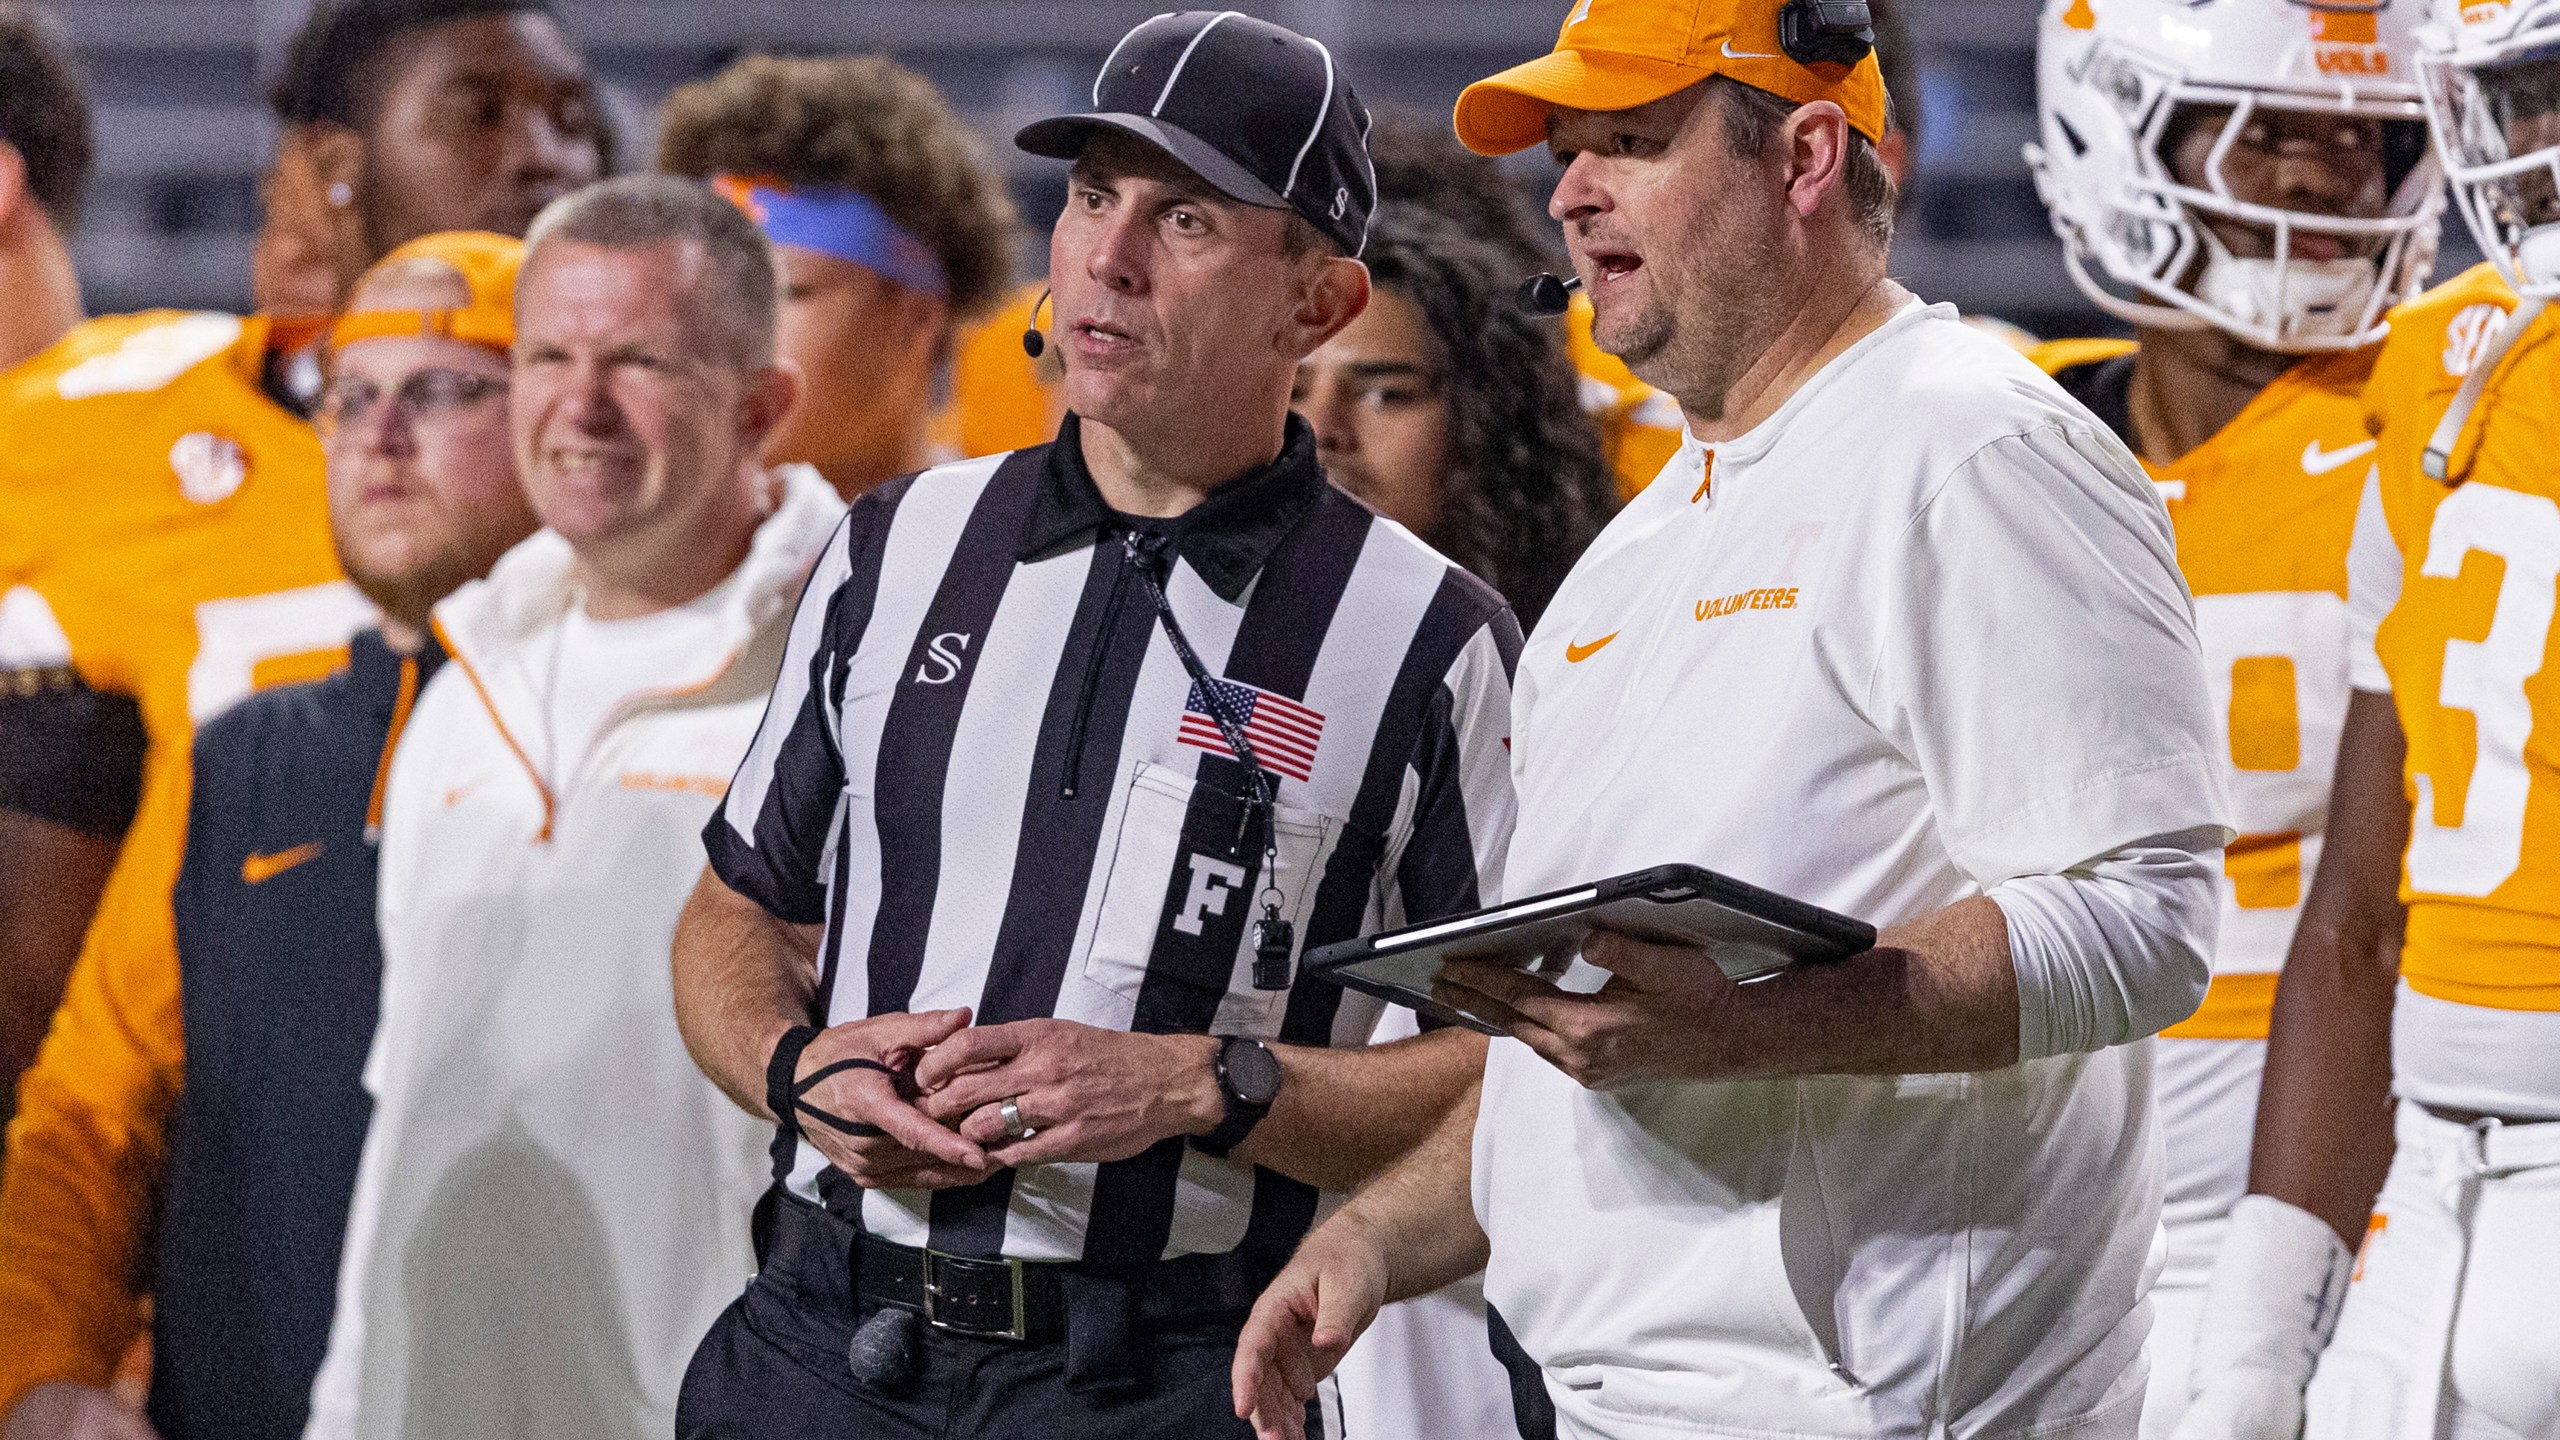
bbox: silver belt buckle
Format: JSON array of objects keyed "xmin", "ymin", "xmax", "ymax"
[
  {"xmin": 920, "ymin": 1248, "xmax": 1030, "ymax": 1341},
  {"xmin": 2462, "ymin": 1116, "xmax": 2515, "ymax": 1180}
]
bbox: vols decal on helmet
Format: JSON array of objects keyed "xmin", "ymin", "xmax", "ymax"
[{"xmin": 2309, "ymin": 4, "xmax": 2390, "ymax": 76}]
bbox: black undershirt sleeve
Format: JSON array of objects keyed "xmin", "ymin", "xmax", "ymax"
[{"xmin": 0, "ymin": 668, "xmax": 148, "ymax": 839}]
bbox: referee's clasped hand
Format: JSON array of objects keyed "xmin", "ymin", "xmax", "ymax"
[
  {"xmin": 913, "ymin": 1018, "xmax": 1224, "ymax": 1170},
  {"xmin": 795, "ymin": 1009, "xmax": 996, "ymax": 1189},
  {"xmin": 1435, "ymin": 929, "xmax": 1753, "ymax": 1090}
]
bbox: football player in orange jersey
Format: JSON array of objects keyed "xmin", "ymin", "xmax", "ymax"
[
  {"xmin": 0, "ymin": 0, "xmax": 605, "ymax": 1126},
  {"xmin": 657, "ymin": 52, "xmax": 1017, "ymax": 500},
  {"xmin": 0, "ymin": 0, "xmax": 101, "ymax": 1124},
  {"xmin": 0, "ymin": 5, "xmax": 604, "ymax": 1432},
  {"xmin": 4, "ymin": 231, "xmax": 536, "ymax": 1440},
  {"xmin": 2205, "ymin": 3, "xmax": 2560, "ymax": 1437},
  {"xmin": 2019, "ymin": 1, "xmax": 2447, "ymax": 1435}
]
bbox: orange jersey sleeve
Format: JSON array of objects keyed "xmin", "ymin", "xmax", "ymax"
[
  {"xmin": 2362, "ymin": 263, "xmax": 2560, "ymax": 1012},
  {"xmin": 0, "ymin": 311, "xmax": 368, "ymax": 1410},
  {"xmin": 2032, "ymin": 337, "xmax": 2378, "ymax": 1039}
]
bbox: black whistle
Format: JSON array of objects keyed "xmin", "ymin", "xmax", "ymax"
[{"xmin": 1251, "ymin": 909, "xmax": 1296, "ymax": 991}]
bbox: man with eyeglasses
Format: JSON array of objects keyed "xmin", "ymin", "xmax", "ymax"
[
  {"xmin": 0, "ymin": 6, "xmax": 611, "ymax": 1427},
  {"xmin": 2, "ymin": 232, "xmax": 537, "ymax": 1440}
]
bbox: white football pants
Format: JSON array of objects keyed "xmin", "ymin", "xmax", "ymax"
[{"xmin": 2304, "ymin": 1100, "xmax": 2560, "ymax": 1440}]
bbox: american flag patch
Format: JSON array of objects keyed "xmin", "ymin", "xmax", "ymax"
[{"xmin": 1178, "ymin": 678, "xmax": 1325, "ymax": 782}]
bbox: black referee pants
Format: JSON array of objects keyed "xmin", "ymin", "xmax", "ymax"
[{"xmin": 676, "ymin": 1198, "xmax": 1324, "ymax": 1440}]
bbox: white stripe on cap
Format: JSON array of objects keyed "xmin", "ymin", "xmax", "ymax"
[
  {"xmin": 1094, "ymin": 13, "xmax": 1169, "ymax": 107},
  {"xmin": 1280, "ymin": 34, "xmax": 1337, "ymax": 202},
  {"xmin": 1153, "ymin": 10, "xmax": 1244, "ymax": 117}
]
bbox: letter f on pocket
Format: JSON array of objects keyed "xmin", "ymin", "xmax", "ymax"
[{"xmin": 1174, "ymin": 853, "xmax": 1249, "ymax": 936}]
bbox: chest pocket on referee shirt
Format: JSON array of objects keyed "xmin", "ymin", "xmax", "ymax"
[{"xmin": 1084, "ymin": 760, "xmax": 1338, "ymax": 1031}]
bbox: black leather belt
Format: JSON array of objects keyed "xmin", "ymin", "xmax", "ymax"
[{"xmin": 853, "ymin": 1230, "xmax": 1273, "ymax": 1344}]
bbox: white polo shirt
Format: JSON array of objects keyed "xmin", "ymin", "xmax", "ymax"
[{"xmin": 1474, "ymin": 301, "xmax": 2232, "ymax": 1440}]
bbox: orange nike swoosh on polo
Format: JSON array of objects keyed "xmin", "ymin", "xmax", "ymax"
[
  {"xmin": 1565, "ymin": 632, "xmax": 1620, "ymax": 663},
  {"xmin": 242, "ymin": 841, "xmax": 324, "ymax": 884}
]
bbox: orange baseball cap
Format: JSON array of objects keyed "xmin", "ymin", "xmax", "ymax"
[
  {"xmin": 327, "ymin": 230, "xmax": 524, "ymax": 353},
  {"xmin": 1454, "ymin": 0, "xmax": 1890, "ymax": 156}
]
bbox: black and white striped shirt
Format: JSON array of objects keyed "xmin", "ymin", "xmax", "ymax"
[{"xmin": 707, "ymin": 414, "xmax": 1518, "ymax": 1266}]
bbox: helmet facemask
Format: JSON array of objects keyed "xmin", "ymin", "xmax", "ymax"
[{"xmin": 2424, "ymin": 33, "xmax": 2560, "ymax": 295}]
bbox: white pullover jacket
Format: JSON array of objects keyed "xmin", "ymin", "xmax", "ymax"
[{"xmin": 305, "ymin": 467, "xmax": 844, "ymax": 1440}]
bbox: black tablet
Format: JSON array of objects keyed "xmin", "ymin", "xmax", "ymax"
[{"xmin": 1306, "ymin": 864, "xmax": 1876, "ymax": 1036}]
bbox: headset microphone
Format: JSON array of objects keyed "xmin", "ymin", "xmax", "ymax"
[
  {"xmin": 1021, "ymin": 288, "xmax": 1053, "ymax": 359},
  {"xmin": 1518, "ymin": 272, "xmax": 1583, "ymax": 317}
]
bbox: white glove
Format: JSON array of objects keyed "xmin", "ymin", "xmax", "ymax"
[{"xmin": 2169, "ymin": 1194, "xmax": 2353, "ymax": 1440}]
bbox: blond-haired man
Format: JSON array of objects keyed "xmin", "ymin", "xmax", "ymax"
[{"xmin": 304, "ymin": 176, "xmax": 841, "ymax": 1440}]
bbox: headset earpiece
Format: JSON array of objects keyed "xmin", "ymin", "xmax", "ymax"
[{"xmin": 1778, "ymin": 0, "xmax": 1875, "ymax": 69}]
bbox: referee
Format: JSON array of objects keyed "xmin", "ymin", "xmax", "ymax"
[{"xmin": 669, "ymin": 13, "xmax": 1517, "ymax": 1439}]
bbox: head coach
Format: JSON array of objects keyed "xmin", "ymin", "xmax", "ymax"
[
  {"xmin": 1237, "ymin": 2, "xmax": 2238, "ymax": 1438},
  {"xmin": 668, "ymin": 12, "xmax": 1519, "ymax": 1439}
]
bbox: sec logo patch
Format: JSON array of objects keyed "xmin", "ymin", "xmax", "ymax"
[
  {"xmin": 170, "ymin": 431, "xmax": 248, "ymax": 506},
  {"xmin": 2443, "ymin": 302, "xmax": 2509, "ymax": 378}
]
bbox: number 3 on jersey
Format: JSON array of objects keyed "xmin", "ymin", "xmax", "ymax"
[{"xmin": 2404, "ymin": 484, "xmax": 2560, "ymax": 898}]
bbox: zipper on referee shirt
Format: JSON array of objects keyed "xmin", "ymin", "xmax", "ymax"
[{"xmin": 1059, "ymin": 533, "xmax": 1143, "ymax": 799}]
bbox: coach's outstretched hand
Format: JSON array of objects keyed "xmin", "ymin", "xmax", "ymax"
[
  {"xmin": 1234, "ymin": 1082, "xmax": 1491, "ymax": 1438},
  {"xmin": 1232, "ymin": 1212, "xmax": 1391, "ymax": 1440},
  {"xmin": 4, "ymin": 1383, "xmax": 161, "ymax": 1440}
]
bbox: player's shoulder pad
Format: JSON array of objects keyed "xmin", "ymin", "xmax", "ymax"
[
  {"xmin": 0, "ymin": 310, "xmax": 259, "ymax": 410},
  {"xmin": 2025, "ymin": 336, "xmax": 2139, "ymax": 379}
]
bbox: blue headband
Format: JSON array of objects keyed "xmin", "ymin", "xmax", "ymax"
[{"xmin": 716, "ymin": 176, "xmax": 949, "ymax": 302}]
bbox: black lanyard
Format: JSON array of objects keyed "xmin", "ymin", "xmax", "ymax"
[{"xmin": 1123, "ymin": 530, "xmax": 1297, "ymax": 990}]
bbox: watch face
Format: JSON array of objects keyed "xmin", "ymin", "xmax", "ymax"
[{"xmin": 1226, "ymin": 1038, "xmax": 1283, "ymax": 1106}]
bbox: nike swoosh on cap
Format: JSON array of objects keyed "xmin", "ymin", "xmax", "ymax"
[
  {"xmin": 1721, "ymin": 39, "xmax": 1781, "ymax": 59},
  {"xmin": 242, "ymin": 841, "xmax": 324, "ymax": 884},
  {"xmin": 1566, "ymin": 632, "xmax": 1620, "ymax": 663},
  {"xmin": 2301, "ymin": 438, "xmax": 2378, "ymax": 475}
]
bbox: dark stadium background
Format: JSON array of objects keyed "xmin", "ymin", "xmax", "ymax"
[{"xmin": 54, "ymin": 0, "xmax": 2485, "ymax": 341}]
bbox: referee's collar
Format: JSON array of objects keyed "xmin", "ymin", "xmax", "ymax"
[{"xmin": 1020, "ymin": 412, "xmax": 1325, "ymax": 603}]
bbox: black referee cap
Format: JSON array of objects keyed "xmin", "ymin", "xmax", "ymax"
[{"xmin": 1016, "ymin": 10, "xmax": 1375, "ymax": 258}]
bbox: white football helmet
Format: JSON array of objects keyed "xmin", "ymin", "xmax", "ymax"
[
  {"xmin": 2028, "ymin": 0, "xmax": 2446, "ymax": 351},
  {"xmin": 2419, "ymin": 0, "xmax": 2560, "ymax": 294}
]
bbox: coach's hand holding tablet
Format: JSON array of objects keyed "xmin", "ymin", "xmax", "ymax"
[{"xmin": 1236, "ymin": 2, "xmax": 2235, "ymax": 1438}]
